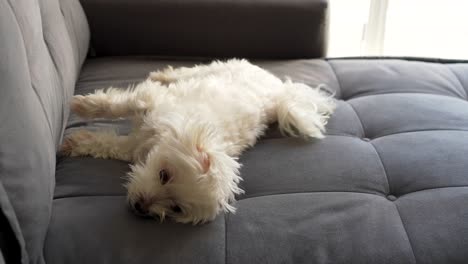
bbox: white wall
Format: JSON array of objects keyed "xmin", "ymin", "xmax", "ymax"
[{"xmin": 328, "ymin": 0, "xmax": 468, "ymax": 59}]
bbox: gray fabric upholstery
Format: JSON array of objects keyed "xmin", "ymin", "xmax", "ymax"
[
  {"xmin": 44, "ymin": 57, "xmax": 468, "ymax": 264},
  {"xmin": 2, "ymin": 1, "xmax": 468, "ymax": 263},
  {"xmin": 0, "ymin": 0, "xmax": 89, "ymax": 263},
  {"xmin": 79, "ymin": 0, "xmax": 329, "ymax": 59}
]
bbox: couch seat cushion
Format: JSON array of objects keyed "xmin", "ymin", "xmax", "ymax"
[{"xmin": 45, "ymin": 57, "xmax": 468, "ymax": 264}]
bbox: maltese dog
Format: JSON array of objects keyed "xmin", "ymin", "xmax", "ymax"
[{"xmin": 61, "ymin": 59, "xmax": 335, "ymax": 224}]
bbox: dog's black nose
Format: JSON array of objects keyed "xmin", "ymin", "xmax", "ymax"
[{"xmin": 134, "ymin": 201, "xmax": 149, "ymax": 216}]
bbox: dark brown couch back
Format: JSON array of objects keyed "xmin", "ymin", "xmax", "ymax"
[{"xmin": 81, "ymin": 0, "xmax": 329, "ymax": 59}]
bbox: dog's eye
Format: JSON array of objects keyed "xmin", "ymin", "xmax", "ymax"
[
  {"xmin": 171, "ymin": 205, "xmax": 182, "ymax": 213},
  {"xmin": 159, "ymin": 169, "xmax": 170, "ymax": 185}
]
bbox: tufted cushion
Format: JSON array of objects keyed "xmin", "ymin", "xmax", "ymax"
[
  {"xmin": 45, "ymin": 58, "xmax": 468, "ymax": 264},
  {"xmin": 0, "ymin": 0, "xmax": 89, "ymax": 263}
]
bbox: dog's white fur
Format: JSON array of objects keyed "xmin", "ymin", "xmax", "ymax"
[{"xmin": 62, "ymin": 59, "xmax": 335, "ymax": 224}]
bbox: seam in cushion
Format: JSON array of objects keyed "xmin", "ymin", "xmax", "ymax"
[
  {"xmin": 42, "ymin": 32, "xmax": 65, "ymax": 148},
  {"xmin": 368, "ymin": 142, "xmax": 391, "ymax": 195},
  {"xmin": 393, "ymin": 203, "xmax": 418, "ymax": 264},
  {"xmin": 59, "ymin": 1, "xmax": 80, "ymax": 68},
  {"xmin": 53, "ymin": 194, "xmax": 125, "ymax": 200},
  {"xmin": 52, "ymin": 191, "xmax": 385, "ymax": 201},
  {"xmin": 330, "ymin": 81, "xmax": 393, "ymax": 194},
  {"xmin": 325, "ymin": 132, "xmax": 362, "ymax": 138},
  {"xmin": 39, "ymin": 0, "xmax": 69, "ymax": 146},
  {"xmin": 6, "ymin": 0, "xmax": 55, "ymax": 143},
  {"xmin": 238, "ymin": 190, "xmax": 386, "ymax": 201},
  {"xmin": 31, "ymin": 3, "xmax": 58, "ymax": 222},
  {"xmin": 325, "ymin": 59, "xmax": 366, "ymax": 137},
  {"xmin": 323, "ymin": 61, "xmax": 343, "ymax": 99},
  {"xmin": 256, "ymin": 133, "xmax": 357, "ymax": 142},
  {"xmin": 397, "ymin": 185, "xmax": 468, "ymax": 199},
  {"xmin": 343, "ymin": 99, "xmax": 391, "ymax": 194},
  {"xmin": 372, "ymin": 128, "xmax": 468, "ymax": 140},
  {"xmin": 345, "ymin": 102, "xmax": 366, "ymax": 140},
  {"xmin": 345, "ymin": 91, "xmax": 468, "ymax": 102},
  {"xmin": 445, "ymin": 66, "xmax": 468, "ymax": 99}
]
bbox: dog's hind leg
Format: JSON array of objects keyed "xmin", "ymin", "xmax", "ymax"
[
  {"xmin": 60, "ymin": 130, "xmax": 137, "ymax": 162},
  {"xmin": 71, "ymin": 81, "xmax": 160, "ymax": 120}
]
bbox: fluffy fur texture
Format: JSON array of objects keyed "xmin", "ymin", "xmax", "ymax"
[{"xmin": 62, "ymin": 59, "xmax": 335, "ymax": 224}]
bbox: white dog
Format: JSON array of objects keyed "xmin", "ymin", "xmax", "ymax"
[{"xmin": 61, "ymin": 59, "xmax": 335, "ymax": 224}]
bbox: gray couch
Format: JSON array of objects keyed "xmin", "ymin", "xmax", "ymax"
[{"xmin": 1, "ymin": 0, "xmax": 468, "ymax": 263}]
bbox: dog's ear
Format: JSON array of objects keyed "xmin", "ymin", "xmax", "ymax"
[{"xmin": 196, "ymin": 145, "xmax": 211, "ymax": 174}]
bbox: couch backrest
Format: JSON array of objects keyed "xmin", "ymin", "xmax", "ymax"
[
  {"xmin": 81, "ymin": 0, "xmax": 329, "ymax": 59},
  {"xmin": 0, "ymin": 0, "xmax": 89, "ymax": 263}
]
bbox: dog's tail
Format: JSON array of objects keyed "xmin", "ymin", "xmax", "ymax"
[{"xmin": 276, "ymin": 80, "xmax": 336, "ymax": 139}]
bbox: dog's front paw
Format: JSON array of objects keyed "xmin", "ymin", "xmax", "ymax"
[
  {"xmin": 59, "ymin": 130, "xmax": 95, "ymax": 157},
  {"xmin": 70, "ymin": 94, "xmax": 110, "ymax": 119},
  {"xmin": 59, "ymin": 137, "xmax": 74, "ymax": 156},
  {"xmin": 149, "ymin": 68, "xmax": 175, "ymax": 85},
  {"xmin": 70, "ymin": 95, "xmax": 89, "ymax": 117}
]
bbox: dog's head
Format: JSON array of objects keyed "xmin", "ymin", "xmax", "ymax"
[{"xmin": 125, "ymin": 117, "xmax": 243, "ymax": 224}]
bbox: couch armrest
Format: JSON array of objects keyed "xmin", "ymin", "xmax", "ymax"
[{"xmin": 80, "ymin": 0, "xmax": 329, "ymax": 59}]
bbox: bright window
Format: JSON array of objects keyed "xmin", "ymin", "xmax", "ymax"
[{"xmin": 328, "ymin": 0, "xmax": 468, "ymax": 59}]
